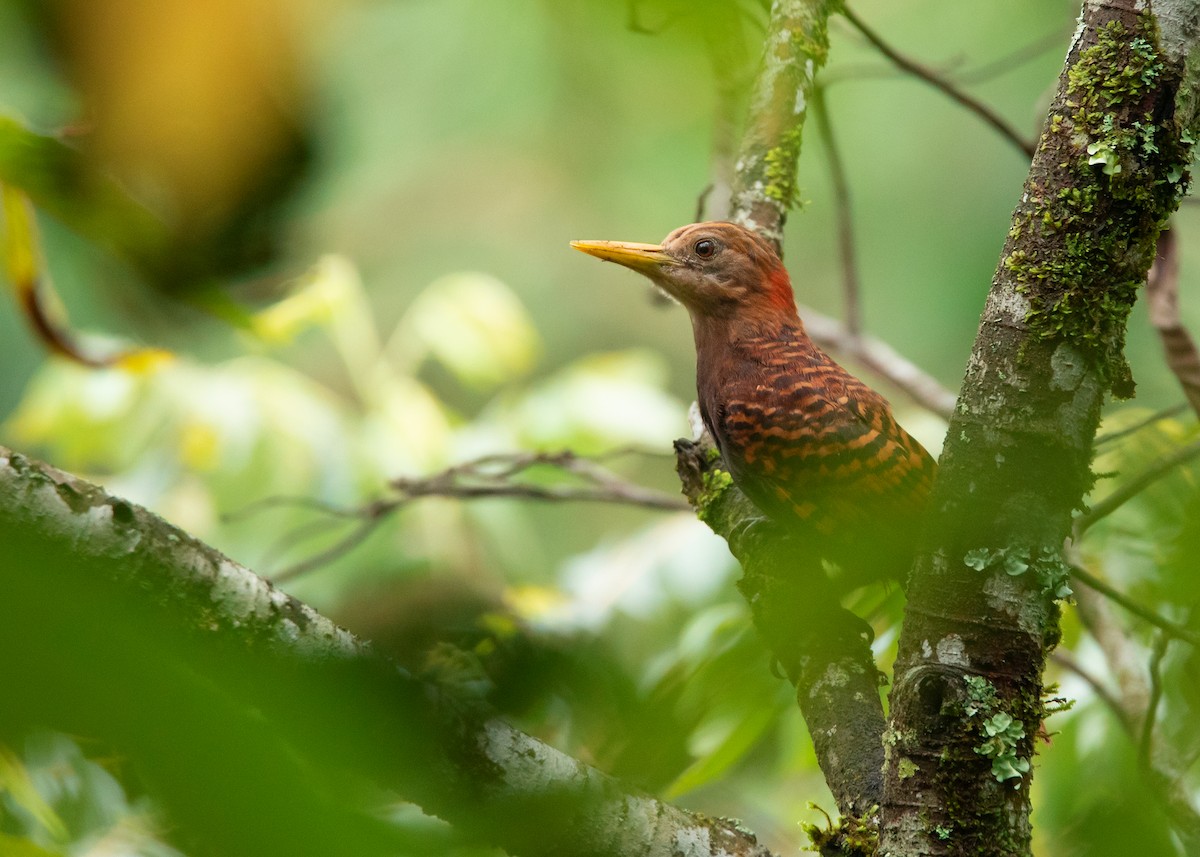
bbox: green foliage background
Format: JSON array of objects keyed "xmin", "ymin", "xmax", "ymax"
[{"xmin": 1, "ymin": 0, "xmax": 1199, "ymax": 855}]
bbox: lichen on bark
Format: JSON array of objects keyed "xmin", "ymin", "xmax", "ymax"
[
  {"xmin": 1004, "ymin": 12, "xmax": 1193, "ymax": 396},
  {"xmin": 880, "ymin": 2, "xmax": 1200, "ymax": 854},
  {"xmin": 729, "ymin": 0, "xmax": 842, "ymax": 250}
]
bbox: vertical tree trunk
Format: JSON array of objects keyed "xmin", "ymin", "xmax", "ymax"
[{"xmin": 880, "ymin": 2, "xmax": 1200, "ymax": 854}]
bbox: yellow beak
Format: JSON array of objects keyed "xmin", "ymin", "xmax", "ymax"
[{"xmin": 570, "ymin": 240, "xmax": 677, "ymax": 275}]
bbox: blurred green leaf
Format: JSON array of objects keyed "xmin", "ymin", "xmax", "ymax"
[
  {"xmin": 0, "ymin": 744, "xmax": 68, "ymax": 843},
  {"xmin": 666, "ymin": 704, "xmax": 777, "ymax": 798},
  {"xmin": 0, "ymin": 832, "xmax": 64, "ymax": 857}
]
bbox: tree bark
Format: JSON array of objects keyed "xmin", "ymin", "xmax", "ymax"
[
  {"xmin": 729, "ymin": 0, "xmax": 840, "ymax": 251},
  {"xmin": 0, "ymin": 447, "xmax": 775, "ymax": 857},
  {"xmin": 675, "ymin": 434, "xmax": 886, "ymax": 819},
  {"xmin": 880, "ymin": 2, "xmax": 1200, "ymax": 854}
]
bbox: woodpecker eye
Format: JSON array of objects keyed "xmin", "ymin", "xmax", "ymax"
[{"xmin": 694, "ymin": 239, "xmax": 717, "ymax": 258}]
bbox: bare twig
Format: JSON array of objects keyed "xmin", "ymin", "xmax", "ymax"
[
  {"xmin": 1146, "ymin": 228, "xmax": 1200, "ymax": 417},
  {"xmin": 822, "ymin": 25, "xmax": 1066, "ymax": 89},
  {"xmin": 1049, "ymin": 649, "xmax": 1134, "ymax": 734},
  {"xmin": 388, "ymin": 450, "xmax": 688, "ymax": 511},
  {"xmin": 812, "ymin": 86, "xmax": 863, "ymax": 336},
  {"xmin": 273, "ymin": 515, "xmax": 388, "ymax": 583},
  {"xmin": 225, "ymin": 495, "xmax": 367, "ymax": 523},
  {"xmin": 1069, "ymin": 561, "xmax": 1200, "ymax": 647},
  {"xmin": 1140, "ymin": 632, "xmax": 1170, "ymax": 771},
  {"xmin": 841, "ymin": 7, "xmax": 1036, "ymax": 158},
  {"xmin": 950, "ymin": 26, "xmax": 1071, "ymax": 84},
  {"xmin": 1074, "ymin": 436, "xmax": 1200, "ymax": 538},
  {"xmin": 259, "ymin": 450, "xmax": 689, "ymax": 582},
  {"xmin": 1094, "ymin": 403, "xmax": 1190, "ymax": 447}
]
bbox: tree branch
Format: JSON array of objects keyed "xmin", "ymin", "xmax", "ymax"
[
  {"xmin": 0, "ymin": 446, "xmax": 774, "ymax": 857},
  {"xmin": 229, "ymin": 450, "xmax": 688, "ymax": 582},
  {"xmin": 680, "ymin": 0, "xmax": 890, "ymax": 825},
  {"xmin": 881, "ymin": 2, "xmax": 1200, "ymax": 852},
  {"xmin": 1094, "ymin": 402, "xmax": 1189, "ymax": 446},
  {"xmin": 1146, "ymin": 226, "xmax": 1200, "ymax": 416},
  {"xmin": 841, "ymin": 7, "xmax": 1036, "ymax": 158},
  {"xmin": 1073, "ymin": 435, "xmax": 1200, "ymax": 538},
  {"xmin": 673, "ymin": 431, "xmax": 886, "ymax": 819},
  {"xmin": 729, "ymin": 0, "xmax": 840, "ymax": 251}
]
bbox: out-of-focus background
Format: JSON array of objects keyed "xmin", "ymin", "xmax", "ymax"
[{"xmin": 2, "ymin": 0, "xmax": 1198, "ymax": 854}]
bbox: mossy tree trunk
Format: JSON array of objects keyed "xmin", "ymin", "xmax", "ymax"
[{"xmin": 879, "ymin": 2, "xmax": 1200, "ymax": 854}]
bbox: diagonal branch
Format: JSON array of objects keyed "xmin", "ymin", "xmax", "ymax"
[
  {"xmin": 842, "ymin": 7, "xmax": 1036, "ymax": 158},
  {"xmin": 1146, "ymin": 227, "xmax": 1200, "ymax": 417},
  {"xmin": 729, "ymin": 0, "xmax": 841, "ymax": 251},
  {"xmin": 1094, "ymin": 402, "xmax": 1190, "ymax": 446},
  {"xmin": 1068, "ymin": 560, "xmax": 1200, "ymax": 646},
  {"xmin": 1073, "ymin": 435, "xmax": 1200, "ymax": 538},
  {"xmin": 881, "ymin": 2, "xmax": 1200, "ymax": 852},
  {"xmin": 0, "ymin": 446, "xmax": 775, "ymax": 857}
]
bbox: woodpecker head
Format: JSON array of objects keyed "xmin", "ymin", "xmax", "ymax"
[{"xmin": 571, "ymin": 221, "xmax": 797, "ymax": 321}]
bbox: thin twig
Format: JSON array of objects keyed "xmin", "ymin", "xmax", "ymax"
[
  {"xmin": 1049, "ymin": 649, "xmax": 1133, "ymax": 735},
  {"xmin": 1146, "ymin": 228, "xmax": 1200, "ymax": 418},
  {"xmin": 950, "ymin": 26, "xmax": 1070, "ymax": 84},
  {"xmin": 1074, "ymin": 436, "xmax": 1200, "ymax": 538},
  {"xmin": 1069, "ymin": 562, "xmax": 1200, "ymax": 647},
  {"xmin": 260, "ymin": 514, "xmax": 368, "ymax": 572},
  {"xmin": 265, "ymin": 450, "xmax": 690, "ymax": 582},
  {"xmin": 1139, "ymin": 632, "xmax": 1170, "ymax": 772},
  {"xmin": 695, "ymin": 184, "xmax": 715, "ymax": 222},
  {"xmin": 823, "ymin": 25, "xmax": 1067, "ymax": 89},
  {"xmin": 841, "ymin": 7, "xmax": 1036, "ymax": 158},
  {"xmin": 1094, "ymin": 403, "xmax": 1190, "ymax": 447},
  {"xmin": 224, "ymin": 495, "xmax": 366, "ymax": 523},
  {"xmin": 272, "ymin": 515, "xmax": 389, "ymax": 583},
  {"xmin": 388, "ymin": 450, "xmax": 688, "ymax": 511},
  {"xmin": 813, "ymin": 86, "xmax": 862, "ymax": 337}
]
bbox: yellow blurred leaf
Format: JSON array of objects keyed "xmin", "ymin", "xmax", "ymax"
[
  {"xmin": 1, "ymin": 183, "xmax": 38, "ymax": 290},
  {"xmin": 113, "ymin": 347, "xmax": 175, "ymax": 374},
  {"xmin": 0, "ymin": 833, "xmax": 64, "ymax": 857},
  {"xmin": 396, "ymin": 272, "xmax": 541, "ymax": 389},
  {"xmin": 252, "ymin": 254, "xmax": 358, "ymax": 343},
  {"xmin": 503, "ymin": 585, "xmax": 568, "ymax": 622}
]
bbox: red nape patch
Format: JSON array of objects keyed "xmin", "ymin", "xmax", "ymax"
[{"xmin": 766, "ymin": 266, "xmax": 796, "ymax": 311}]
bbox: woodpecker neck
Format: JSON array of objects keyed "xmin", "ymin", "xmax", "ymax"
[
  {"xmin": 691, "ymin": 302, "xmax": 804, "ymax": 409},
  {"xmin": 764, "ymin": 265, "xmax": 796, "ymax": 313}
]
